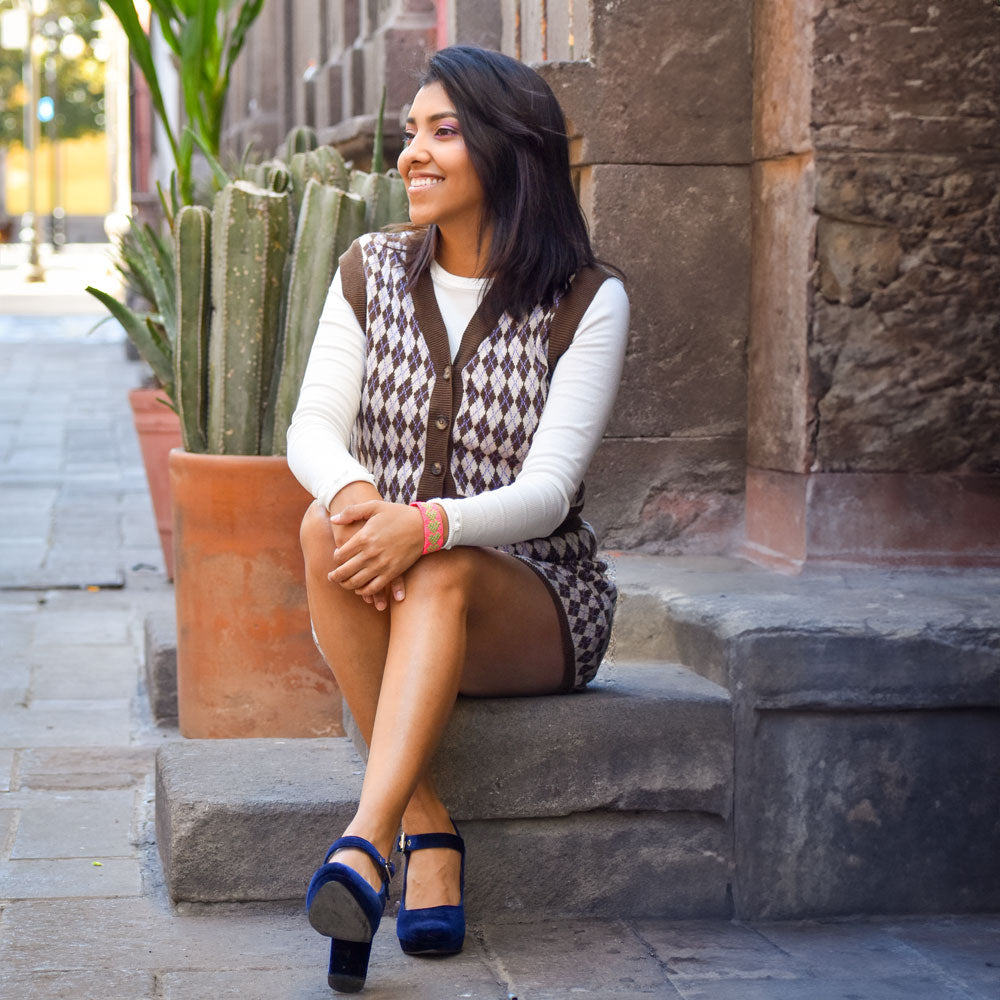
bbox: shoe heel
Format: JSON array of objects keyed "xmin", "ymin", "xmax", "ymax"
[{"xmin": 328, "ymin": 936, "xmax": 373, "ymax": 994}]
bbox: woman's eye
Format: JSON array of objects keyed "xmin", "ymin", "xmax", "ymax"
[
  {"xmin": 436, "ymin": 126, "xmax": 458, "ymax": 137},
  {"xmin": 402, "ymin": 132, "xmax": 415, "ymax": 146}
]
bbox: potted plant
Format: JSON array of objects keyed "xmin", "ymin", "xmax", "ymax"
[
  {"xmin": 85, "ymin": 2, "xmax": 268, "ymax": 577},
  {"xmin": 169, "ymin": 127, "xmax": 409, "ymax": 738}
]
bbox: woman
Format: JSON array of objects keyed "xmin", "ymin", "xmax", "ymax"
[{"xmin": 288, "ymin": 45, "xmax": 629, "ymax": 993}]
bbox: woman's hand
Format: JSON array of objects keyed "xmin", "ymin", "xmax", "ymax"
[{"xmin": 328, "ymin": 501, "xmax": 425, "ymax": 610}]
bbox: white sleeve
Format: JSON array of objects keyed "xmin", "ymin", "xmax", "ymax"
[
  {"xmin": 286, "ymin": 269, "xmax": 376, "ymax": 509},
  {"xmin": 434, "ymin": 277, "xmax": 629, "ymax": 548}
]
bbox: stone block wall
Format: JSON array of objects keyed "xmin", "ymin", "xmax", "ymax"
[
  {"xmin": 747, "ymin": 0, "xmax": 1000, "ymax": 568},
  {"xmin": 535, "ymin": 1, "xmax": 752, "ymax": 552}
]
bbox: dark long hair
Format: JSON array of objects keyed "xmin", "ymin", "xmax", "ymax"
[{"xmin": 405, "ymin": 46, "xmax": 597, "ymax": 319}]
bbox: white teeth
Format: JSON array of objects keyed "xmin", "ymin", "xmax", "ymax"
[{"xmin": 409, "ymin": 177, "xmax": 443, "ymax": 189}]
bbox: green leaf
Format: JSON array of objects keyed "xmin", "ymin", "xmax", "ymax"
[
  {"xmin": 185, "ymin": 126, "xmax": 231, "ymax": 190},
  {"xmin": 102, "ymin": 1, "xmax": 180, "ymax": 167},
  {"xmin": 372, "ymin": 86, "xmax": 387, "ymax": 174},
  {"xmin": 85, "ymin": 286, "xmax": 174, "ymax": 393}
]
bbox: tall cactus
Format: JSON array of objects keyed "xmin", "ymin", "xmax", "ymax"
[
  {"xmin": 174, "ymin": 205, "xmax": 212, "ymax": 453},
  {"xmin": 267, "ymin": 181, "xmax": 368, "ymax": 454},
  {"xmin": 207, "ymin": 181, "xmax": 292, "ymax": 454}
]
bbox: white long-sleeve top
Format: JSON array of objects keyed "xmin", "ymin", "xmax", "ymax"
[{"xmin": 286, "ymin": 260, "xmax": 629, "ymax": 548}]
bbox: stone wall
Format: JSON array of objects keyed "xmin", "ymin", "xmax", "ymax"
[{"xmin": 747, "ymin": 0, "xmax": 1000, "ymax": 567}]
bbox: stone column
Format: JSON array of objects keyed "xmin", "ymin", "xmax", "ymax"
[
  {"xmin": 747, "ymin": 0, "xmax": 1000, "ymax": 569},
  {"xmin": 537, "ymin": 0, "xmax": 752, "ymax": 552}
]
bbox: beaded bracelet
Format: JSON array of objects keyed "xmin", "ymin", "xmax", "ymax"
[{"xmin": 410, "ymin": 501, "xmax": 446, "ymax": 555}]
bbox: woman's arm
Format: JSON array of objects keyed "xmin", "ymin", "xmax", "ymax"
[
  {"xmin": 436, "ymin": 277, "xmax": 630, "ymax": 547},
  {"xmin": 286, "ymin": 269, "xmax": 378, "ymax": 509}
]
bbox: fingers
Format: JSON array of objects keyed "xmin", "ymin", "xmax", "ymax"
[
  {"xmin": 390, "ymin": 576, "xmax": 405, "ymax": 602},
  {"xmin": 329, "ymin": 500, "xmax": 381, "ymax": 526}
]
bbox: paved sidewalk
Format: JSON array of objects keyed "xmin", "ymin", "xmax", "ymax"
[{"xmin": 1, "ymin": 248, "xmax": 998, "ymax": 999}]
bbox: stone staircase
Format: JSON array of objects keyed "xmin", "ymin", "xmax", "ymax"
[{"xmin": 152, "ymin": 556, "xmax": 1000, "ymax": 921}]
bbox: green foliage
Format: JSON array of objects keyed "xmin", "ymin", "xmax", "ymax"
[{"xmin": 102, "ymin": 0, "xmax": 265, "ymax": 204}]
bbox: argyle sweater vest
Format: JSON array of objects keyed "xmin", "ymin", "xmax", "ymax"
[{"xmin": 338, "ymin": 232, "xmax": 609, "ymax": 518}]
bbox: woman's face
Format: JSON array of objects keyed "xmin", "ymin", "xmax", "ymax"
[{"xmin": 398, "ymin": 81, "xmax": 485, "ymax": 233}]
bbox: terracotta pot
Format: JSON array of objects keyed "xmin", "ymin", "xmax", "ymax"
[
  {"xmin": 129, "ymin": 387, "xmax": 183, "ymax": 580},
  {"xmin": 169, "ymin": 449, "xmax": 342, "ymax": 738}
]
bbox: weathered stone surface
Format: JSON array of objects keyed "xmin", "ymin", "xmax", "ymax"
[
  {"xmin": 144, "ymin": 608, "xmax": 178, "ymax": 723},
  {"xmin": 735, "ymin": 709, "xmax": 1000, "ymax": 919},
  {"xmin": 155, "ymin": 738, "xmax": 363, "ymax": 903},
  {"xmin": 17, "ymin": 746, "xmax": 155, "ymax": 790},
  {"xmin": 811, "ymin": 0, "xmax": 1000, "ymax": 155},
  {"xmin": 481, "ymin": 919, "xmax": 677, "ymax": 995},
  {"xmin": 461, "ymin": 812, "xmax": 731, "ymax": 921},
  {"xmin": 346, "ymin": 661, "xmax": 733, "ymax": 820},
  {"xmin": 747, "ymin": 154, "xmax": 816, "ymax": 472},
  {"xmin": 0, "ymin": 857, "xmax": 141, "ymax": 899},
  {"xmin": 614, "ymin": 555, "xmax": 1000, "ymax": 707},
  {"xmin": 11, "ymin": 790, "xmax": 136, "ymax": 859},
  {"xmin": 613, "ymin": 556, "xmax": 1000, "ymax": 918},
  {"xmin": 156, "ymin": 722, "xmax": 733, "ymax": 917},
  {"xmin": 0, "ymin": 970, "xmax": 155, "ymax": 1000},
  {"xmin": 811, "ymin": 154, "xmax": 1000, "ymax": 474},
  {"xmin": 816, "ymin": 218, "xmax": 901, "ymax": 307},
  {"xmin": 752, "ymin": 0, "xmax": 817, "ymax": 158},
  {"xmin": 582, "ymin": 163, "xmax": 750, "ymax": 440},
  {"xmin": 585, "ymin": 437, "xmax": 744, "ymax": 554},
  {"xmin": 538, "ymin": 0, "xmax": 751, "ymax": 165}
]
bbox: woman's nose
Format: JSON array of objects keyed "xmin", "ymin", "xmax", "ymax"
[{"xmin": 398, "ymin": 134, "xmax": 429, "ymax": 172}]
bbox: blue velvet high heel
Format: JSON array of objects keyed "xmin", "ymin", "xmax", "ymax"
[
  {"xmin": 306, "ymin": 836, "xmax": 395, "ymax": 993},
  {"xmin": 395, "ymin": 825, "xmax": 466, "ymax": 956}
]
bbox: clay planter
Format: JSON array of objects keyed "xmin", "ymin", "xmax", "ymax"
[
  {"xmin": 129, "ymin": 387, "xmax": 183, "ymax": 580},
  {"xmin": 169, "ymin": 449, "xmax": 341, "ymax": 738}
]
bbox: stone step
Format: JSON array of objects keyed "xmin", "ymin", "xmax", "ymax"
[
  {"xmin": 155, "ymin": 661, "xmax": 734, "ymax": 920},
  {"xmin": 611, "ymin": 556, "xmax": 1000, "ymax": 919}
]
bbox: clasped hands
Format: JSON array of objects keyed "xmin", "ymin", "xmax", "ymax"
[{"xmin": 328, "ymin": 499, "xmax": 426, "ymax": 611}]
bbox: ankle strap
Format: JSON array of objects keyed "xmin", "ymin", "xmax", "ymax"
[
  {"xmin": 397, "ymin": 829, "xmax": 465, "ymax": 856},
  {"xmin": 325, "ymin": 835, "xmax": 395, "ymax": 888}
]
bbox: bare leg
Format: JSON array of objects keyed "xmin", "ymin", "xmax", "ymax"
[{"xmin": 301, "ymin": 502, "xmax": 565, "ymax": 905}]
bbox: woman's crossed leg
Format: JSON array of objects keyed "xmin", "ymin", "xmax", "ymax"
[{"xmin": 300, "ymin": 500, "xmax": 565, "ymax": 906}]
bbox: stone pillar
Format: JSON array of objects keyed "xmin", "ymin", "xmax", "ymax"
[
  {"xmin": 747, "ymin": 0, "xmax": 1000, "ymax": 570},
  {"xmin": 537, "ymin": 0, "xmax": 752, "ymax": 552}
]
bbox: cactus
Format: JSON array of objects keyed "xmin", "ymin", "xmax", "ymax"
[
  {"xmin": 285, "ymin": 125, "xmax": 319, "ymax": 159},
  {"xmin": 169, "ymin": 100, "xmax": 409, "ymax": 455},
  {"xmin": 267, "ymin": 181, "xmax": 368, "ymax": 453},
  {"xmin": 207, "ymin": 181, "xmax": 292, "ymax": 454},
  {"xmin": 174, "ymin": 205, "xmax": 212, "ymax": 453},
  {"xmin": 311, "ymin": 144, "xmax": 350, "ymax": 190}
]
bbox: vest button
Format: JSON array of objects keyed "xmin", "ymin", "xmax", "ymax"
[
  {"xmin": 435, "ymin": 416, "xmax": 447, "ymax": 431},
  {"xmin": 431, "ymin": 462, "xmax": 443, "ymax": 476},
  {"xmin": 443, "ymin": 365, "xmax": 452, "ymax": 381}
]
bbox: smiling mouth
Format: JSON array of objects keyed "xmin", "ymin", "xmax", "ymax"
[{"xmin": 408, "ymin": 176, "xmax": 444, "ymax": 190}]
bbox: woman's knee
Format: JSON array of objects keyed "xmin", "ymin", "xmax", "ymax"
[
  {"xmin": 405, "ymin": 548, "xmax": 477, "ymax": 605},
  {"xmin": 300, "ymin": 501, "xmax": 334, "ymax": 574}
]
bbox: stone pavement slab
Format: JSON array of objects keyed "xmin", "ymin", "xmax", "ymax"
[
  {"xmin": 480, "ymin": 920, "xmax": 679, "ymax": 996},
  {"xmin": 633, "ymin": 919, "xmax": 799, "ymax": 980},
  {"xmin": 11, "ymin": 789, "xmax": 136, "ymax": 858},
  {"xmin": 0, "ymin": 969, "xmax": 156, "ymax": 1000},
  {"xmin": 17, "ymin": 746, "xmax": 155, "ymax": 790},
  {"xmin": 0, "ymin": 749, "xmax": 14, "ymax": 791},
  {"xmin": 0, "ymin": 699, "xmax": 132, "ymax": 747},
  {"xmin": 884, "ymin": 917, "xmax": 1000, "ymax": 1000},
  {"xmin": 28, "ymin": 643, "xmax": 139, "ymax": 699},
  {"xmin": 0, "ymin": 857, "xmax": 141, "ymax": 898}
]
